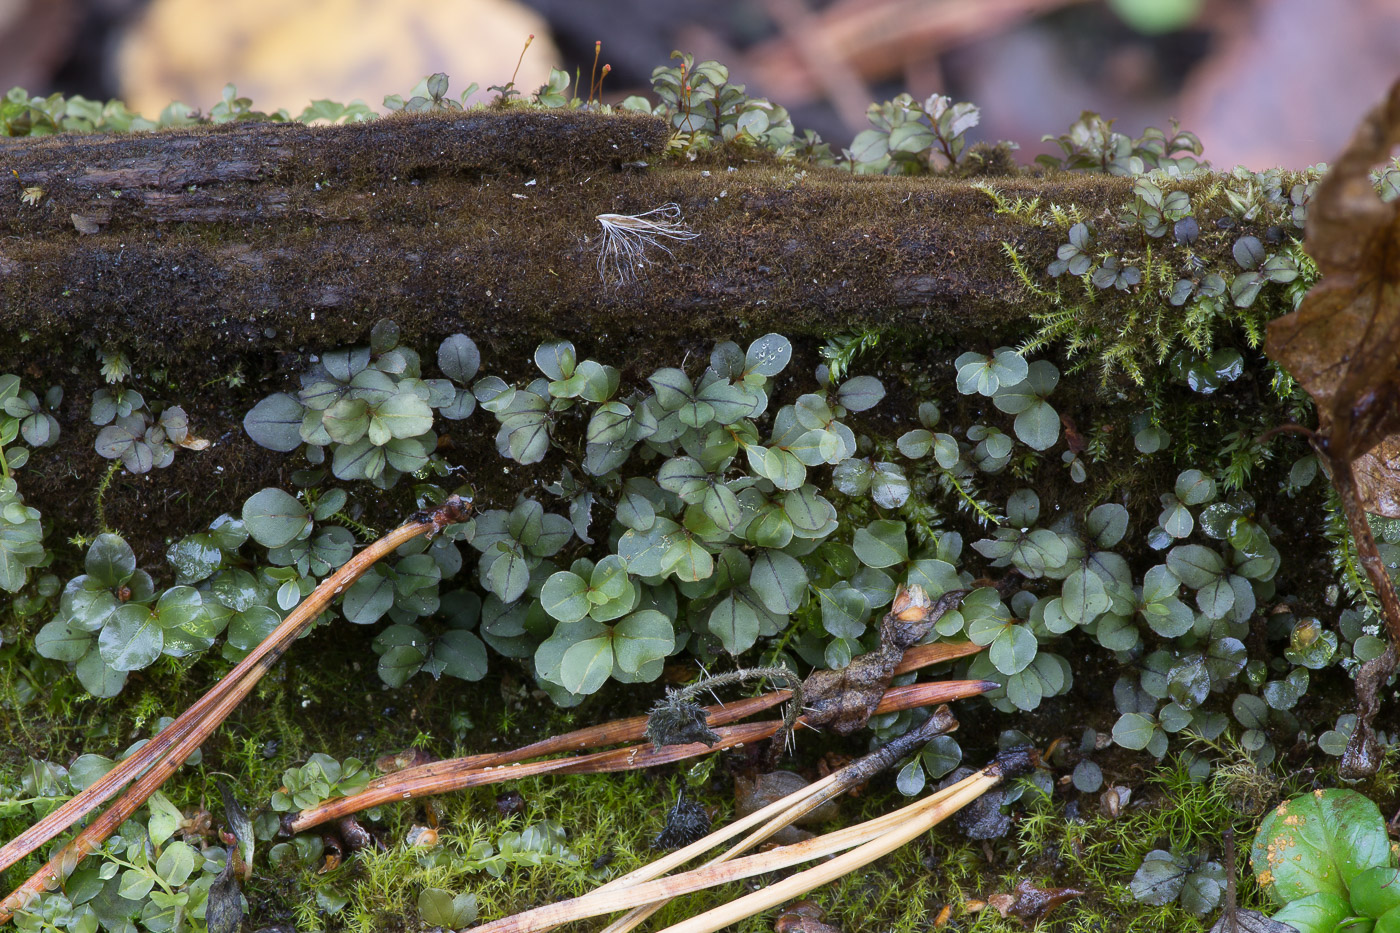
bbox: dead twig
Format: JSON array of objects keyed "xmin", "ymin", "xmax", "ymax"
[{"xmin": 283, "ymin": 674, "xmax": 991, "ymax": 834}]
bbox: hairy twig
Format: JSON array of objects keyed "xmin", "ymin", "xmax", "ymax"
[{"xmin": 645, "ymin": 665, "xmax": 802, "ymax": 750}]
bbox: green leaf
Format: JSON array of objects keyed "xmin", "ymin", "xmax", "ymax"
[
  {"xmin": 418, "ymin": 888, "xmax": 478, "ymax": 928},
  {"xmin": 241, "ymin": 488, "xmax": 310, "ymax": 549},
  {"xmin": 1175, "ymin": 469, "xmax": 1216, "ymax": 506},
  {"xmin": 321, "ymin": 397, "xmax": 370, "ymax": 445},
  {"xmin": 1166, "ymin": 544, "xmax": 1224, "ymax": 589},
  {"xmin": 243, "ymin": 393, "xmax": 306, "ymax": 452},
  {"xmin": 560, "ymin": 636, "xmax": 613, "ymax": 695},
  {"xmin": 701, "ymin": 484, "xmax": 743, "ymax": 532},
  {"xmin": 816, "ymin": 582, "xmax": 869, "ymax": 639},
  {"xmin": 75, "ymin": 648, "xmax": 126, "ymax": 697},
  {"xmin": 1268, "ymin": 893, "xmax": 1353, "ymax": 933},
  {"xmin": 154, "ymin": 585, "xmax": 203, "ymax": 630},
  {"xmin": 1062, "ymin": 565, "xmax": 1110, "ymax": 624},
  {"xmin": 35, "ymin": 619, "xmax": 91, "ymax": 662},
  {"xmin": 535, "ymin": 340, "xmax": 577, "ymax": 381},
  {"xmin": 425, "ymin": 630, "xmax": 488, "ymax": 682},
  {"xmin": 99, "ymin": 604, "xmax": 163, "ymax": 671},
  {"xmin": 437, "ymin": 334, "xmax": 481, "ymax": 383},
  {"xmin": 852, "ymin": 520, "xmax": 908, "ymax": 569},
  {"xmin": 869, "ymin": 463, "xmax": 910, "ymax": 509},
  {"xmin": 906, "ymin": 559, "xmax": 961, "ymax": 600},
  {"xmin": 709, "ymin": 592, "xmax": 761, "ymax": 654},
  {"xmin": 540, "ymin": 571, "xmax": 590, "ymax": 623},
  {"xmin": 372, "ymin": 392, "xmax": 434, "ymax": 440},
  {"xmin": 897, "ymin": 429, "xmax": 933, "ymax": 459},
  {"xmin": 343, "ymin": 571, "xmax": 394, "ymax": 624},
  {"xmin": 745, "ymin": 334, "xmax": 792, "ymax": 377},
  {"xmin": 648, "ymin": 368, "xmax": 695, "ymax": 410},
  {"xmin": 657, "ymin": 457, "xmax": 709, "ymax": 502},
  {"xmin": 761, "ymin": 447, "xmax": 806, "ymax": 490},
  {"xmin": 1167, "ymin": 657, "xmax": 1210, "ymax": 709},
  {"xmin": 833, "ymin": 458, "xmax": 872, "ymax": 496},
  {"xmin": 1112, "ymin": 713, "xmax": 1156, "ymax": 750},
  {"xmin": 1196, "ymin": 577, "xmax": 1235, "ymax": 619},
  {"xmin": 613, "ymin": 610, "xmax": 673, "ymax": 673},
  {"xmin": 1349, "ymin": 867, "xmax": 1400, "ymax": 919},
  {"xmin": 749, "ymin": 550, "xmax": 807, "ymax": 615},
  {"xmin": 486, "ymin": 547, "xmax": 532, "ymax": 602},
  {"xmin": 1129, "ymin": 850, "xmax": 1186, "ymax": 906},
  {"xmin": 156, "ymin": 841, "xmax": 197, "ymax": 887},
  {"xmin": 989, "ymin": 624, "xmax": 1037, "ymax": 675},
  {"xmin": 331, "ymin": 437, "xmax": 387, "ymax": 480},
  {"xmin": 662, "ymin": 535, "xmax": 714, "ymax": 583},
  {"xmin": 86, "ymin": 533, "xmax": 136, "ymax": 588},
  {"xmin": 1251, "ymin": 789, "xmax": 1393, "ymax": 904},
  {"xmin": 836, "ymin": 375, "xmax": 885, "ymax": 412},
  {"xmin": 1013, "ymin": 400, "xmax": 1060, "ymax": 450}
]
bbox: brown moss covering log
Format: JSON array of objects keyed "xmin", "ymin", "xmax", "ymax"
[
  {"xmin": 1, "ymin": 109, "xmax": 1265, "ymax": 555},
  {"xmin": 0, "ymin": 108, "xmax": 1176, "ymax": 364}
]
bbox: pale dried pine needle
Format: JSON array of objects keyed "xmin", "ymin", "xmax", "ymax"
[{"xmin": 595, "ymin": 203, "xmax": 699, "ymax": 284}]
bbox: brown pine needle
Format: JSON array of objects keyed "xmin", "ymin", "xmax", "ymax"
[
  {"xmin": 472, "ymin": 745, "xmax": 1035, "ymax": 933},
  {"xmin": 473, "ymin": 781, "xmax": 970, "ymax": 933},
  {"xmin": 283, "ymin": 678, "xmax": 992, "ymax": 833},
  {"xmin": 649, "ymin": 768, "xmax": 1002, "ymax": 933},
  {"xmin": 0, "ymin": 496, "xmax": 471, "ymax": 923},
  {"xmin": 515, "ymin": 706, "xmax": 960, "ymax": 933}
]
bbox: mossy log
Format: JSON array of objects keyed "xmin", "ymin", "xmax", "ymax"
[{"xmin": 0, "ymin": 109, "xmax": 1179, "ymax": 363}]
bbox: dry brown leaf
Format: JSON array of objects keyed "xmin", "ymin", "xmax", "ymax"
[
  {"xmin": 1356, "ymin": 436, "xmax": 1400, "ymax": 516},
  {"xmin": 1265, "ymin": 77, "xmax": 1400, "ymax": 516}
]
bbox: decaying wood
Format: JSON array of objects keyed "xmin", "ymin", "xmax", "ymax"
[{"xmin": 0, "ymin": 109, "xmax": 1150, "ymax": 363}]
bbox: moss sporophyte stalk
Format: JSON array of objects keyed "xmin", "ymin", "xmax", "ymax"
[{"xmin": 1, "ymin": 55, "xmax": 1397, "ymax": 933}]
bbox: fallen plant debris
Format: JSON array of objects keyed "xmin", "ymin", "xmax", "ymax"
[
  {"xmin": 986, "ymin": 879, "xmax": 1086, "ymax": 924},
  {"xmin": 652, "ymin": 789, "xmax": 713, "ymax": 850},
  {"xmin": 773, "ymin": 900, "xmax": 842, "ymax": 933},
  {"xmin": 645, "ymin": 665, "xmax": 803, "ymax": 750},
  {"xmin": 282, "ymin": 662, "xmax": 993, "ymax": 834},
  {"xmin": 0, "ymin": 495, "xmax": 473, "ymax": 924},
  {"xmin": 1263, "ymin": 76, "xmax": 1400, "ymax": 778},
  {"xmin": 801, "ymin": 586, "xmax": 967, "ymax": 734},
  {"xmin": 469, "ymin": 706, "xmax": 978, "ymax": 933}
]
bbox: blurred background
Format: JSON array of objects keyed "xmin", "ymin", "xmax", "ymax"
[{"xmin": 3, "ymin": 0, "xmax": 1397, "ymax": 168}]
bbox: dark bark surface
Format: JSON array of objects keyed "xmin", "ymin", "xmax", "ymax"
[{"xmin": 0, "ymin": 109, "xmax": 1164, "ymax": 367}]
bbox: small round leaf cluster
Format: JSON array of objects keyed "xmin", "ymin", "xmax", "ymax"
[
  {"xmin": 0, "ymin": 373, "xmax": 56, "ymax": 594},
  {"xmin": 619, "ymin": 52, "xmax": 796, "ymax": 151},
  {"xmin": 244, "ymin": 322, "xmax": 479, "ymax": 488},
  {"xmin": 847, "ymin": 93, "xmax": 981, "ymax": 174}
]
